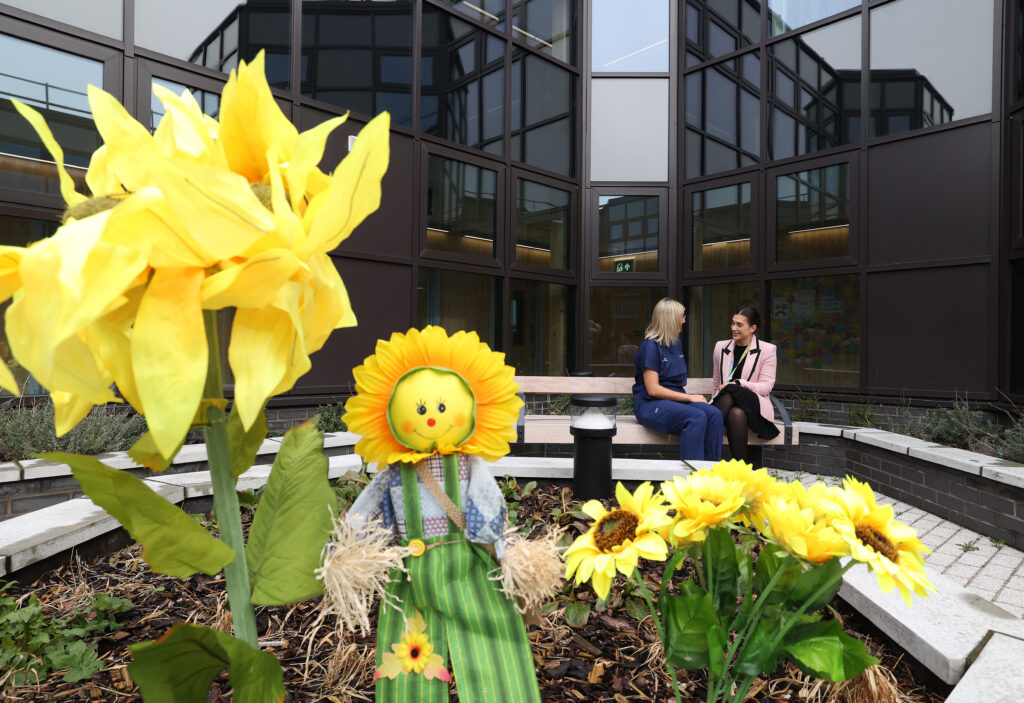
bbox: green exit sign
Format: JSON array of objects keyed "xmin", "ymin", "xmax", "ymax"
[{"xmin": 614, "ymin": 259, "xmax": 635, "ymax": 273}]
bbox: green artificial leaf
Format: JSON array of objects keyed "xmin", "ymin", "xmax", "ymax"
[
  {"xmin": 734, "ymin": 619, "xmax": 784, "ymax": 676},
  {"xmin": 564, "ymin": 601, "xmax": 591, "ymax": 627},
  {"xmin": 128, "ymin": 432, "xmax": 184, "ymax": 472},
  {"xmin": 129, "ymin": 623, "xmax": 286, "ymax": 703},
  {"xmin": 246, "ymin": 420, "xmax": 336, "ymax": 605},
  {"xmin": 705, "ymin": 624, "xmax": 727, "ymax": 677},
  {"xmin": 228, "ymin": 407, "xmax": 268, "ymax": 479},
  {"xmin": 786, "ymin": 558, "xmax": 844, "ymax": 613},
  {"xmin": 784, "ymin": 619, "xmax": 880, "ymax": 682},
  {"xmin": 662, "ymin": 588, "xmax": 722, "ymax": 670},
  {"xmin": 43, "ymin": 452, "xmax": 234, "ymax": 578},
  {"xmin": 732, "ymin": 550, "xmax": 756, "ymax": 632},
  {"xmin": 753, "ymin": 544, "xmax": 801, "ymax": 606},
  {"xmin": 703, "ymin": 527, "xmax": 740, "ymax": 621},
  {"xmin": 625, "ymin": 597, "xmax": 648, "ymax": 622}
]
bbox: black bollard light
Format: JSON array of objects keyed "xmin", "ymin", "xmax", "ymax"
[{"xmin": 569, "ymin": 394, "xmax": 617, "ymax": 500}]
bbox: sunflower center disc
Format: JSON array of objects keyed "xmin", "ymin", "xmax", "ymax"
[
  {"xmin": 594, "ymin": 509, "xmax": 640, "ymax": 552},
  {"xmin": 855, "ymin": 523, "xmax": 899, "ymax": 563}
]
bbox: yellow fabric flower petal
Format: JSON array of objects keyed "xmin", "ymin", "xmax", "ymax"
[{"xmin": 9, "ymin": 99, "xmax": 86, "ymax": 207}]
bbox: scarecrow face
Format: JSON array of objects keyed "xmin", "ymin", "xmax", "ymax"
[{"xmin": 387, "ymin": 368, "xmax": 476, "ymax": 452}]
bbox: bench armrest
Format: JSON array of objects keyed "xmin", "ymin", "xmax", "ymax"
[
  {"xmin": 516, "ymin": 392, "xmax": 526, "ymax": 443},
  {"xmin": 770, "ymin": 395, "xmax": 793, "ymax": 444}
]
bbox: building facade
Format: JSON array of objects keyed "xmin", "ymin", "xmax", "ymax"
[{"xmin": 0, "ymin": 0, "xmax": 1020, "ymax": 408}]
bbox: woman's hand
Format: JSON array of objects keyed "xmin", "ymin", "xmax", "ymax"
[{"xmin": 683, "ymin": 394, "xmax": 708, "ymax": 404}]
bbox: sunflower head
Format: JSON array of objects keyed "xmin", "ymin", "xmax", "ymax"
[
  {"xmin": 661, "ymin": 471, "xmax": 745, "ymax": 545},
  {"xmin": 757, "ymin": 482, "xmax": 849, "ymax": 564},
  {"xmin": 707, "ymin": 459, "xmax": 778, "ymax": 525},
  {"xmin": 343, "ymin": 326, "xmax": 522, "ymax": 465}
]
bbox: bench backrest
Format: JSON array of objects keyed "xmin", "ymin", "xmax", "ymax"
[{"xmin": 513, "ymin": 375, "xmax": 714, "ymax": 396}]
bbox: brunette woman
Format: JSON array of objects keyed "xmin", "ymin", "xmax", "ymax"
[
  {"xmin": 633, "ymin": 298, "xmax": 723, "ymax": 461},
  {"xmin": 711, "ymin": 307, "xmax": 780, "ymax": 461}
]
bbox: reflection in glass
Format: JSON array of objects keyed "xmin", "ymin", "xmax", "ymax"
[
  {"xmin": 516, "ymin": 180, "xmax": 571, "ymax": 269},
  {"xmin": 301, "ymin": 1, "xmax": 413, "ymax": 125},
  {"xmin": 5, "ymin": 0, "xmax": 122, "ymax": 39},
  {"xmin": 592, "ymin": 0, "xmax": 668, "ymax": 72},
  {"xmin": 1012, "ymin": 259, "xmax": 1024, "ymax": 394},
  {"xmin": 422, "ymin": 6, "xmax": 505, "ymax": 153},
  {"xmin": 685, "ymin": 0, "xmax": 759, "ymax": 64},
  {"xmin": 769, "ymin": 14, "xmax": 859, "ymax": 160},
  {"xmin": 0, "ymin": 215, "xmax": 58, "ymax": 395},
  {"xmin": 508, "ymin": 279, "xmax": 571, "ymax": 375},
  {"xmin": 1016, "ymin": 0, "xmax": 1024, "ymax": 103},
  {"xmin": 769, "ymin": 274, "xmax": 859, "ymax": 387},
  {"xmin": 776, "ymin": 162, "xmax": 850, "ymax": 261},
  {"xmin": 151, "ymin": 79, "xmax": 221, "ymax": 129},
  {"xmin": 684, "ymin": 281, "xmax": 760, "ymax": 377},
  {"xmin": 870, "ymin": 0, "xmax": 992, "ymax": 137},
  {"xmin": 418, "ymin": 268, "xmax": 501, "ymax": 350},
  {"xmin": 588, "ymin": 286, "xmax": 666, "ymax": 376},
  {"xmin": 437, "ymin": 0, "xmax": 506, "ymax": 29},
  {"xmin": 768, "ymin": 0, "xmax": 858, "ymax": 37},
  {"xmin": 684, "ymin": 52, "xmax": 759, "ymax": 178},
  {"xmin": 0, "ymin": 33, "xmax": 100, "ymax": 194},
  {"xmin": 513, "ymin": 0, "xmax": 575, "ymax": 65},
  {"xmin": 137, "ymin": 1, "xmax": 291, "ymax": 89},
  {"xmin": 512, "ymin": 51, "xmax": 574, "ymax": 175},
  {"xmin": 692, "ymin": 182, "xmax": 751, "ymax": 271},
  {"xmin": 426, "ymin": 155, "xmax": 497, "ymax": 258},
  {"xmin": 598, "ymin": 195, "xmax": 658, "ymax": 273}
]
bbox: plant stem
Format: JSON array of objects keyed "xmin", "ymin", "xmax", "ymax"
[
  {"xmin": 635, "ymin": 567, "xmax": 683, "ymax": 703},
  {"xmin": 769, "ymin": 560, "xmax": 857, "ymax": 650},
  {"xmin": 203, "ymin": 311, "xmax": 258, "ymax": 648},
  {"xmin": 728, "ymin": 674, "xmax": 756, "ymax": 703}
]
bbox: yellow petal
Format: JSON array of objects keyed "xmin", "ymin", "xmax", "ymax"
[
  {"xmin": 10, "ymin": 99, "xmax": 86, "ymax": 207},
  {"xmin": 288, "ymin": 114, "xmax": 348, "ymax": 212},
  {"xmin": 87, "ymin": 85, "xmax": 162, "ymax": 192},
  {"xmin": 132, "ymin": 267, "xmax": 207, "ymax": 458},
  {"xmin": 0, "ymin": 359, "xmax": 20, "ymax": 396},
  {"xmin": 51, "ymin": 390, "xmax": 97, "ymax": 436},
  {"xmin": 0, "ymin": 245, "xmax": 25, "ymax": 301},
  {"xmin": 201, "ymin": 249, "xmax": 305, "ymax": 309},
  {"xmin": 102, "ymin": 188, "xmax": 214, "ymax": 268},
  {"xmin": 151, "ymin": 83, "xmax": 222, "ymax": 164}
]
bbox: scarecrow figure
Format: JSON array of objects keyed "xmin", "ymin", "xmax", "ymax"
[{"xmin": 318, "ymin": 326, "xmax": 560, "ymax": 703}]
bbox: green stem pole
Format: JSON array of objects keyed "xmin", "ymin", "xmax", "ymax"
[
  {"xmin": 634, "ymin": 567, "xmax": 683, "ymax": 703},
  {"xmin": 203, "ymin": 311, "xmax": 258, "ymax": 648},
  {"xmin": 769, "ymin": 560, "xmax": 857, "ymax": 650}
]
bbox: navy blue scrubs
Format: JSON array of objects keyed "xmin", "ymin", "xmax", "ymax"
[{"xmin": 632, "ymin": 338, "xmax": 723, "ymax": 461}]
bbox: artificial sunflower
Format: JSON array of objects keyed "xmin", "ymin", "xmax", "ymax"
[
  {"xmin": 564, "ymin": 482, "xmax": 669, "ymax": 599},
  {"xmin": 820, "ymin": 476, "xmax": 935, "ymax": 605},
  {"xmin": 342, "ymin": 326, "xmax": 523, "ymax": 465},
  {"xmin": 707, "ymin": 459, "xmax": 778, "ymax": 526},
  {"xmin": 374, "ymin": 610, "xmax": 451, "ymax": 681},
  {"xmin": 6, "ymin": 51, "xmax": 390, "ymax": 458},
  {"xmin": 756, "ymin": 481, "xmax": 849, "ymax": 564},
  {"xmin": 661, "ymin": 470, "xmax": 745, "ymax": 545}
]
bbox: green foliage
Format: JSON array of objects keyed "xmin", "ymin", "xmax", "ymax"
[
  {"xmin": 499, "ymin": 476, "xmax": 537, "ymax": 530},
  {"xmin": 316, "ymin": 403, "xmax": 347, "ymax": 433},
  {"xmin": 957, "ymin": 539, "xmax": 979, "ymax": 552},
  {"xmin": 0, "ymin": 398, "xmax": 148, "ymax": 462},
  {"xmin": 788, "ymin": 389, "xmax": 823, "ymax": 423},
  {"xmin": 332, "ymin": 469, "xmax": 371, "ymax": 512},
  {"xmin": 246, "ymin": 419, "xmax": 336, "ymax": 606},
  {"xmin": 563, "ymin": 601, "xmax": 591, "ymax": 627},
  {"xmin": 918, "ymin": 399, "xmax": 1002, "ymax": 454},
  {"xmin": 847, "ymin": 404, "xmax": 877, "ymax": 428},
  {"xmin": 546, "ymin": 393, "xmax": 572, "ymax": 416},
  {"xmin": 129, "ymin": 623, "xmax": 285, "ymax": 702},
  {"xmin": 227, "ymin": 407, "xmax": 268, "ymax": 479},
  {"xmin": 0, "ymin": 580, "xmax": 133, "ymax": 686}
]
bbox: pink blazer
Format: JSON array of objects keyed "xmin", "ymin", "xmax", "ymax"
[{"xmin": 712, "ymin": 336, "xmax": 777, "ymax": 423}]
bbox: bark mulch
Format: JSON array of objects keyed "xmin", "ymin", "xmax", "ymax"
[{"xmin": 2, "ymin": 484, "xmax": 951, "ymax": 702}]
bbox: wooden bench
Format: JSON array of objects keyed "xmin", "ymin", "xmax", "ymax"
[{"xmin": 512, "ymin": 376, "xmax": 798, "ymax": 448}]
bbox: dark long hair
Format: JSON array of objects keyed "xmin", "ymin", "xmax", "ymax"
[{"xmin": 736, "ymin": 306, "xmax": 761, "ymax": 329}]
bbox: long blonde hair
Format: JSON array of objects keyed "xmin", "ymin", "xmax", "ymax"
[{"xmin": 644, "ymin": 298, "xmax": 685, "ymax": 347}]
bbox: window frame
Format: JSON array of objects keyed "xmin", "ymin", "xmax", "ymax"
[
  {"xmin": 508, "ymin": 167, "xmax": 578, "ymax": 281},
  {"xmin": 683, "ymin": 171, "xmax": 760, "ymax": 279},
  {"xmin": 589, "ymin": 186, "xmax": 669, "ymax": 283}
]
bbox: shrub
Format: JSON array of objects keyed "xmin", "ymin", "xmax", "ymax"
[
  {"xmin": 919, "ymin": 399, "xmax": 1002, "ymax": 455},
  {"xmin": 0, "ymin": 398, "xmax": 148, "ymax": 462},
  {"xmin": 316, "ymin": 402, "xmax": 347, "ymax": 433}
]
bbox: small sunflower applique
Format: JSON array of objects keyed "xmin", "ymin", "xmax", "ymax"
[{"xmin": 374, "ymin": 610, "xmax": 451, "ymax": 682}]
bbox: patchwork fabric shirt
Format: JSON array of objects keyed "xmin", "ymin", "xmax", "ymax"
[{"xmin": 346, "ymin": 453, "xmax": 509, "ymax": 558}]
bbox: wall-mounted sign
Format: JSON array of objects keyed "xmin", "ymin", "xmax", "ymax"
[{"xmin": 614, "ymin": 258, "xmax": 635, "ymax": 273}]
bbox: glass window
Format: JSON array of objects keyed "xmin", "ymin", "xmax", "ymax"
[
  {"xmin": 513, "ymin": 0, "xmax": 575, "ymax": 65},
  {"xmin": 870, "ymin": 0, "xmax": 993, "ymax": 137},
  {"xmin": 512, "ymin": 52, "xmax": 573, "ymax": 175},
  {"xmin": 588, "ymin": 287, "xmax": 666, "ymax": 377},
  {"xmin": 692, "ymin": 182, "xmax": 752, "ymax": 271},
  {"xmin": 301, "ymin": 1, "xmax": 413, "ymax": 126},
  {"xmin": 5, "ymin": 0, "xmax": 122, "ymax": 39},
  {"xmin": 1012, "ymin": 259, "xmax": 1024, "ymax": 394},
  {"xmin": 426, "ymin": 155, "xmax": 498, "ymax": 258},
  {"xmin": 423, "ymin": 6, "xmax": 506, "ymax": 153},
  {"xmin": 0, "ymin": 33, "xmax": 101, "ymax": 195},
  {"xmin": 769, "ymin": 274, "xmax": 860, "ymax": 387},
  {"xmin": 418, "ymin": 268, "xmax": 501, "ymax": 350},
  {"xmin": 592, "ymin": 0, "xmax": 668, "ymax": 72},
  {"xmin": 137, "ymin": 1, "xmax": 291, "ymax": 89},
  {"xmin": 508, "ymin": 279, "xmax": 571, "ymax": 375},
  {"xmin": 516, "ymin": 179, "xmax": 570, "ymax": 269},
  {"xmin": 591, "ymin": 78, "xmax": 666, "ymax": 181},
  {"xmin": 775, "ymin": 162, "xmax": 850, "ymax": 262},
  {"xmin": 598, "ymin": 195, "xmax": 659, "ymax": 273},
  {"xmin": 689, "ymin": 0, "xmax": 757, "ymax": 64},
  {"xmin": 769, "ymin": 14, "xmax": 860, "ymax": 160},
  {"xmin": 151, "ymin": 79, "xmax": 221, "ymax": 130},
  {"xmin": 1016, "ymin": 0, "xmax": 1024, "ymax": 103},
  {"xmin": 684, "ymin": 52, "xmax": 759, "ymax": 178},
  {"xmin": 768, "ymin": 0, "xmax": 859, "ymax": 37},
  {"xmin": 437, "ymin": 0, "xmax": 506, "ymax": 29},
  {"xmin": 684, "ymin": 281, "xmax": 761, "ymax": 378},
  {"xmin": 0, "ymin": 214, "xmax": 58, "ymax": 395}
]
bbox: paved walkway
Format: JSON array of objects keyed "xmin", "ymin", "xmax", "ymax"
[{"xmin": 772, "ymin": 467, "xmax": 1024, "ymax": 618}]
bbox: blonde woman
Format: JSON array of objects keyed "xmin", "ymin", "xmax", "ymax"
[{"xmin": 632, "ymin": 298, "xmax": 723, "ymax": 461}]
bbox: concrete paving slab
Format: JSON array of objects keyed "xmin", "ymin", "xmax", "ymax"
[
  {"xmin": 0, "ymin": 499, "xmax": 120, "ymax": 573},
  {"xmin": 908, "ymin": 446, "xmax": 989, "ymax": 475},
  {"xmin": 840, "ymin": 565, "xmax": 1024, "ymax": 684},
  {"xmin": 981, "ymin": 462, "xmax": 1024, "ymax": 490},
  {"xmin": 323, "ymin": 432, "xmax": 360, "ymax": 448},
  {"xmin": 945, "ymin": 633, "xmax": 1024, "ymax": 703},
  {"xmin": 792, "ymin": 422, "xmax": 844, "ymax": 437},
  {"xmin": 0, "ymin": 464, "xmax": 18, "ymax": 483},
  {"xmin": 851, "ymin": 430, "xmax": 942, "ymax": 455}
]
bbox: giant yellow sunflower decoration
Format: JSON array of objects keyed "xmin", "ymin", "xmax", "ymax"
[{"xmin": 343, "ymin": 326, "xmax": 523, "ymax": 465}]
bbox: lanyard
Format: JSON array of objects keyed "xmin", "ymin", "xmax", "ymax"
[{"xmin": 725, "ymin": 343, "xmax": 752, "ymax": 383}]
